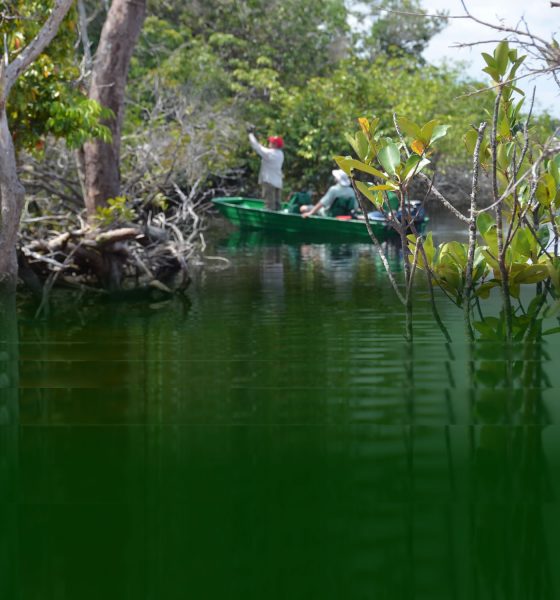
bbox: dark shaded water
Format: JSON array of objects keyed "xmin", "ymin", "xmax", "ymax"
[{"xmin": 2, "ymin": 229, "xmax": 560, "ymax": 599}]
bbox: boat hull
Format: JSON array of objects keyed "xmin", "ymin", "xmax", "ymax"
[{"xmin": 212, "ymin": 197, "xmax": 402, "ymax": 242}]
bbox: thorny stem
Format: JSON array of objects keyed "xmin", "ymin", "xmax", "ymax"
[
  {"xmin": 465, "ymin": 123, "xmax": 487, "ymax": 296},
  {"xmin": 549, "ymin": 207, "xmax": 559, "ymax": 257},
  {"xmin": 465, "ymin": 122, "xmax": 487, "ymax": 336},
  {"xmin": 491, "ymin": 86, "xmax": 513, "ymax": 340},
  {"xmin": 514, "ymin": 89, "xmax": 535, "ymax": 182},
  {"xmin": 406, "ymin": 237, "xmax": 420, "ymax": 299},
  {"xmin": 398, "ymin": 188, "xmax": 412, "ymax": 290},
  {"xmin": 505, "ymin": 144, "xmax": 519, "ymax": 249},
  {"xmin": 417, "ymin": 173, "xmax": 469, "ymax": 223},
  {"xmin": 409, "ymin": 226, "xmax": 452, "ymax": 342}
]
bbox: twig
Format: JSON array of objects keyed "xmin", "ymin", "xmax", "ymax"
[
  {"xmin": 352, "ymin": 181, "xmax": 406, "ymax": 305},
  {"xmin": 417, "ymin": 173, "xmax": 469, "ymax": 222},
  {"xmin": 35, "ymin": 241, "xmax": 83, "ymax": 318}
]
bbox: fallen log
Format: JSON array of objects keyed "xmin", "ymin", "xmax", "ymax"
[{"xmin": 95, "ymin": 227, "xmax": 143, "ymax": 246}]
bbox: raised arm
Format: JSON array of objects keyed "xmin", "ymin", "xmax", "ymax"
[{"xmin": 248, "ymin": 133, "xmax": 269, "ymax": 158}]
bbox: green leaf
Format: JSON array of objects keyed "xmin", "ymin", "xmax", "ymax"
[
  {"xmin": 498, "ymin": 117, "xmax": 511, "ymax": 139},
  {"xmin": 407, "ymin": 233, "xmax": 432, "ymax": 270},
  {"xmin": 440, "ymin": 241, "xmax": 468, "ymax": 269},
  {"xmin": 545, "ymin": 300, "xmax": 560, "ymax": 318},
  {"xmin": 344, "ymin": 133, "xmax": 362, "ymax": 158},
  {"xmin": 464, "ymin": 129, "xmax": 478, "ymax": 155},
  {"xmin": 430, "ymin": 124, "xmax": 450, "ymax": 144},
  {"xmin": 549, "ymin": 159, "xmax": 560, "ymax": 185},
  {"xmin": 482, "ymin": 66, "xmax": 500, "ymax": 81},
  {"xmin": 477, "ymin": 212, "xmax": 495, "ymax": 236},
  {"xmin": 419, "ymin": 120, "xmax": 438, "ymax": 144},
  {"xmin": 510, "ymin": 227, "xmax": 535, "ymax": 259},
  {"xmin": 396, "ymin": 116, "xmax": 421, "ymax": 139},
  {"xmin": 402, "ymin": 156, "xmax": 431, "ymax": 182},
  {"xmin": 511, "ymin": 97, "xmax": 525, "ymax": 122},
  {"xmin": 334, "ymin": 155, "xmax": 388, "ymax": 180},
  {"xmin": 508, "ymin": 55, "xmax": 526, "ymax": 81},
  {"xmin": 481, "ymin": 52, "xmax": 497, "ymax": 68},
  {"xmin": 422, "ymin": 232, "xmax": 435, "ymax": 266},
  {"xmin": 535, "ymin": 173, "xmax": 556, "ymax": 207},
  {"xmin": 434, "ymin": 264, "xmax": 463, "ymax": 298},
  {"xmin": 472, "ymin": 247, "xmax": 489, "ymax": 281},
  {"xmin": 475, "ymin": 281, "xmax": 500, "ymax": 299},
  {"xmin": 355, "ymin": 130, "xmax": 369, "ymax": 161},
  {"xmin": 494, "ymin": 41, "xmax": 510, "ymax": 76},
  {"xmin": 510, "ymin": 264, "xmax": 549, "ymax": 284},
  {"xmin": 402, "ymin": 154, "xmax": 421, "ymax": 179},
  {"xmin": 481, "ymin": 249, "xmax": 500, "ymax": 271},
  {"xmin": 509, "ymin": 282, "xmax": 520, "ymax": 298},
  {"xmin": 377, "ymin": 143, "xmax": 401, "ymax": 175},
  {"xmin": 496, "ymin": 142, "xmax": 511, "ymax": 169},
  {"xmin": 473, "ymin": 317, "xmax": 500, "ymax": 335},
  {"xmin": 369, "ymin": 183, "xmax": 398, "ymax": 191},
  {"xmin": 355, "ymin": 180, "xmax": 379, "ymax": 205}
]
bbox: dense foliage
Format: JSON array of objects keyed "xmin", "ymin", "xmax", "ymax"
[
  {"xmin": 3, "ymin": 0, "xmax": 558, "ymax": 220},
  {"xmin": 0, "ymin": 0, "xmax": 111, "ymax": 152},
  {"xmin": 120, "ymin": 0, "xmax": 502, "ymax": 199},
  {"xmin": 338, "ymin": 41, "xmax": 560, "ymax": 342}
]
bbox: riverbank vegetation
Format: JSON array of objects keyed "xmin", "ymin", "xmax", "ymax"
[
  {"xmin": 341, "ymin": 34, "xmax": 560, "ymax": 342},
  {"xmin": 0, "ymin": 0, "xmax": 558, "ymax": 302}
]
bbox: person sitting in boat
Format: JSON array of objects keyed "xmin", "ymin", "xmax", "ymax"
[
  {"xmin": 285, "ymin": 189, "xmax": 316, "ymax": 214},
  {"xmin": 301, "ymin": 169, "xmax": 357, "ymax": 218},
  {"xmin": 248, "ymin": 132, "xmax": 284, "ymax": 211}
]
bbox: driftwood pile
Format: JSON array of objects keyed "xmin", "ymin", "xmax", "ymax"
[{"xmin": 17, "ymin": 184, "xmax": 210, "ymax": 308}]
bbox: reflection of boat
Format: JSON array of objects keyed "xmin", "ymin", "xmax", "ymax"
[{"xmin": 212, "ymin": 197, "xmax": 428, "ymax": 242}]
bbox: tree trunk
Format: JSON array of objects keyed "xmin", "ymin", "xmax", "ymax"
[
  {"xmin": 0, "ymin": 0, "xmax": 75, "ymax": 285},
  {"xmin": 0, "ymin": 110, "xmax": 25, "ymax": 289},
  {"xmin": 83, "ymin": 0, "xmax": 147, "ymax": 216}
]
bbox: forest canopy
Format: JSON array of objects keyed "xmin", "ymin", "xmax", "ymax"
[
  {"xmin": 4, "ymin": 0, "xmax": 556, "ymax": 208},
  {"xmin": 0, "ymin": 0, "xmax": 558, "ymax": 294},
  {"xmin": 125, "ymin": 0, "xmax": 556, "ymax": 197}
]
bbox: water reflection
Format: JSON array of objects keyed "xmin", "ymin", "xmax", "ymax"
[
  {"xmin": 0, "ymin": 289, "xmax": 18, "ymax": 599},
  {"xmin": 2, "ymin": 234, "xmax": 560, "ymax": 598}
]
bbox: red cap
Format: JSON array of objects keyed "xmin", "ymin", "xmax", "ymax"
[{"xmin": 268, "ymin": 136, "xmax": 284, "ymax": 149}]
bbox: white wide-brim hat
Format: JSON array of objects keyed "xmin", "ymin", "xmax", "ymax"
[{"xmin": 332, "ymin": 169, "xmax": 351, "ymax": 187}]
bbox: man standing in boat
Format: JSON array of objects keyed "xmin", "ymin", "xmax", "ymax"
[{"xmin": 248, "ymin": 132, "xmax": 284, "ymax": 211}]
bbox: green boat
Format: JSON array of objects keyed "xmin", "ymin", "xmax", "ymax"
[{"xmin": 212, "ymin": 196, "xmax": 421, "ymax": 242}]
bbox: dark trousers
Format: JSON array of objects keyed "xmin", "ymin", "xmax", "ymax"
[{"xmin": 262, "ymin": 183, "xmax": 282, "ymax": 211}]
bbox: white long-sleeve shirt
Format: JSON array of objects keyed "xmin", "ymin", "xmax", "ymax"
[{"xmin": 249, "ymin": 133, "xmax": 284, "ymax": 189}]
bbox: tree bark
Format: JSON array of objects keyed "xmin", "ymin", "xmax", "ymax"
[
  {"xmin": 83, "ymin": 0, "xmax": 147, "ymax": 216},
  {"xmin": 0, "ymin": 111, "xmax": 25, "ymax": 289},
  {"xmin": 0, "ymin": 0, "xmax": 75, "ymax": 285}
]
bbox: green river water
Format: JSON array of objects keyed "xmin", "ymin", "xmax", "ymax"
[{"xmin": 2, "ymin": 227, "xmax": 560, "ymax": 599}]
